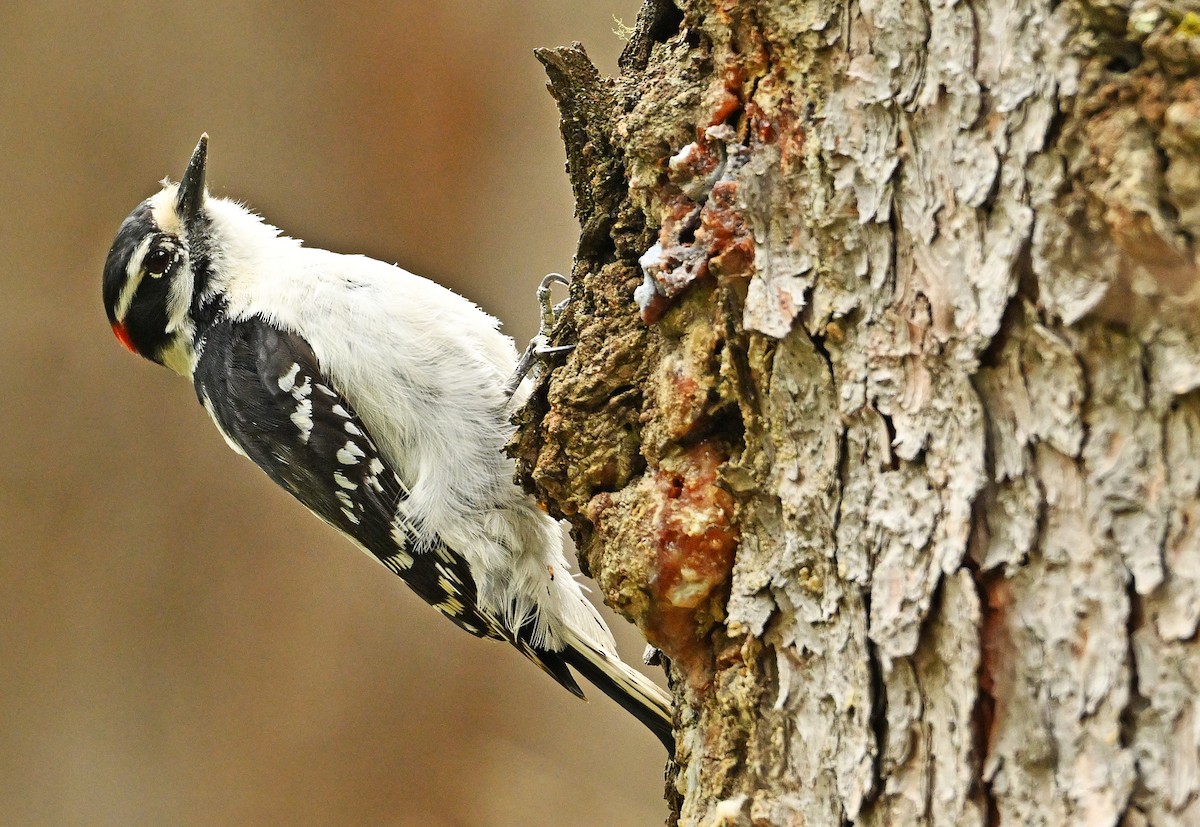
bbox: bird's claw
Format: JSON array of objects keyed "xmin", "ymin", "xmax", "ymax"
[{"xmin": 506, "ymin": 274, "xmax": 574, "ymax": 398}]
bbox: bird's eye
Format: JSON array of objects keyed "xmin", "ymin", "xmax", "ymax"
[{"xmin": 145, "ymin": 248, "xmax": 173, "ymax": 277}]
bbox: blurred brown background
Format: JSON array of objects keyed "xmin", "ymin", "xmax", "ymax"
[{"xmin": 0, "ymin": 3, "xmax": 667, "ymax": 825}]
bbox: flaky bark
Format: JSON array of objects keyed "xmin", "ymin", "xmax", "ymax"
[{"xmin": 513, "ymin": 0, "xmax": 1200, "ymax": 824}]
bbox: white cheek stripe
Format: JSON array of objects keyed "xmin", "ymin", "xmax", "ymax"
[
  {"xmin": 165, "ymin": 252, "xmax": 194, "ymax": 334},
  {"xmin": 114, "ymin": 236, "xmax": 154, "ymax": 322}
]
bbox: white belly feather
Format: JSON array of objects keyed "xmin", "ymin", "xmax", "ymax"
[{"xmin": 219, "ymin": 243, "xmax": 614, "ymax": 653}]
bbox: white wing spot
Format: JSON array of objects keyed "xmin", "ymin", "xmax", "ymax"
[
  {"xmin": 315, "ymin": 383, "xmax": 338, "ymax": 397},
  {"xmin": 333, "ymin": 471, "xmax": 357, "ymax": 490},
  {"xmin": 390, "ymin": 523, "xmax": 412, "ymax": 547},
  {"xmin": 331, "ymin": 404, "xmax": 350, "ymax": 419},
  {"xmin": 437, "ymin": 595, "xmax": 465, "ymax": 616},
  {"xmin": 435, "ymin": 563, "xmax": 461, "ymax": 584},
  {"xmin": 335, "ymin": 490, "xmax": 354, "ymax": 510},
  {"xmin": 341, "ymin": 507, "xmax": 361, "ymax": 525},
  {"xmin": 344, "ymin": 421, "xmax": 363, "ymax": 437},
  {"xmin": 278, "ymin": 363, "xmax": 301, "ymax": 392},
  {"xmin": 336, "ymin": 440, "xmax": 365, "ymax": 465},
  {"xmin": 384, "ymin": 548, "xmax": 414, "ymax": 570},
  {"xmin": 290, "ymin": 398, "xmax": 313, "ymax": 443},
  {"xmin": 369, "ymin": 458, "xmax": 384, "ymax": 475},
  {"xmin": 392, "ymin": 515, "xmax": 417, "ymax": 537}
]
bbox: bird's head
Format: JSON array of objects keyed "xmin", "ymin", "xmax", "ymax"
[{"xmin": 103, "ymin": 134, "xmax": 211, "ymax": 375}]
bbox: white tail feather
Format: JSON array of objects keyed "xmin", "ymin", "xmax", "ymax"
[{"xmin": 560, "ymin": 626, "xmax": 674, "ymax": 749}]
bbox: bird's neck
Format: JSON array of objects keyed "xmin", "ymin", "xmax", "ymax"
[
  {"xmin": 183, "ymin": 199, "xmax": 305, "ymax": 372},
  {"xmin": 193, "ymin": 199, "xmax": 302, "ymax": 314}
]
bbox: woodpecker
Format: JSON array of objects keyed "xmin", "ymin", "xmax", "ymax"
[{"xmin": 102, "ymin": 135, "xmax": 673, "ymax": 749}]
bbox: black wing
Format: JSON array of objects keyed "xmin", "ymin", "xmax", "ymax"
[
  {"xmin": 193, "ymin": 314, "xmax": 499, "ymax": 637},
  {"xmin": 192, "ymin": 315, "xmax": 584, "ymax": 694}
]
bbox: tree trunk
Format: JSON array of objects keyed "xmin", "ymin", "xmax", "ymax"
[{"xmin": 512, "ymin": 0, "xmax": 1200, "ymax": 824}]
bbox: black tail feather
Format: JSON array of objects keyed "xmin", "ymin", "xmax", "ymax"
[
  {"xmin": 506, "ymin": 615, "xmax": 674, "ymax": 751},
  {"xmin": 517, "ymin": 640, "xmax": 587, "ymax": 699},
  {"xmin": 561, "ymin": 645, "xmax": 675, "ymax": 751}
]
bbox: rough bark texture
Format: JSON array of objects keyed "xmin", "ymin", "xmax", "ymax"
[{"xmin": 513, "ymin": 0, "xmax": 1200, "ymax": 824}]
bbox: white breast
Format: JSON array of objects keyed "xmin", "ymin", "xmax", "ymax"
[
  {"xmin": 231, "ymin": 245, "xmax": 517, "ymax": 536},
  {"xmin": 200, "ymin": 198, "xmax": 614, "ymax": 651}
]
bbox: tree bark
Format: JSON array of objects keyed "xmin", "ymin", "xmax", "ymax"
[{"xmin": 512, "ymin": 0, "xmax": 1200, "ymax": 824}]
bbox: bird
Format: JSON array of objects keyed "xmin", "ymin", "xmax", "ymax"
[{"xmin": 101, "ymin": 135, "xmax": 673, "ymax": 750}]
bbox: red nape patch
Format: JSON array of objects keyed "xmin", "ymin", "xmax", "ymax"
[{"xmin": 111, "ymin": 322, "xmax": 137, "ymax": 355}]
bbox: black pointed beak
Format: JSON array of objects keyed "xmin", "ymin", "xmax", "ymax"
[{"xmin": 176, "ymin": 133, "xmax": 208, "ymax": 223}]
